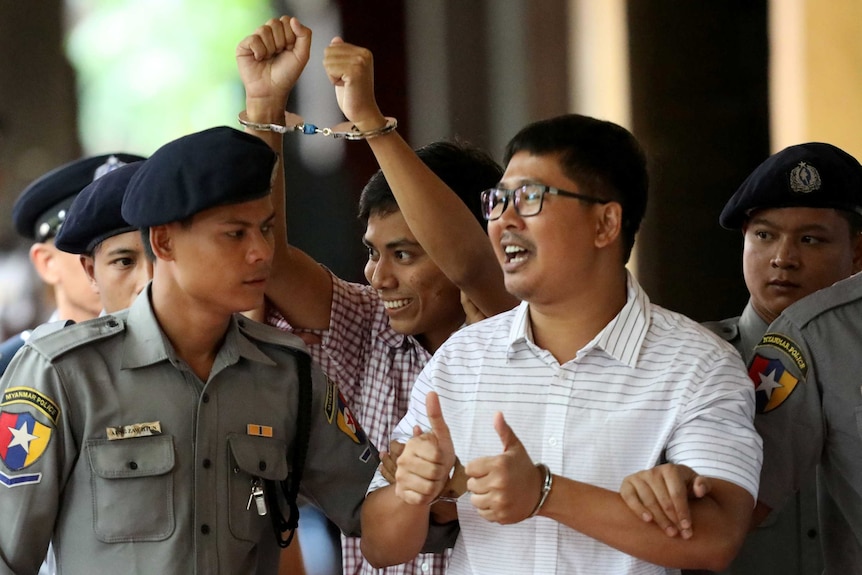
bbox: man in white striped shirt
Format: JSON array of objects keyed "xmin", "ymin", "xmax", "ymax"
[{"xmin": 361, "ymin": 114, "xmax": 763, "ymax": 574}]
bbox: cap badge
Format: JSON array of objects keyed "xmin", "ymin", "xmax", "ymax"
[
  {"xmin": 93, "ymin": 155, "xmax": 127, "ymax": 181},
  {"xmin": 37, "ymin": 209, "xmax": 66, "ymax": 242},
  {"xmin": 789, "ymin": 161, "xmax": 821, "ymax": 194}
]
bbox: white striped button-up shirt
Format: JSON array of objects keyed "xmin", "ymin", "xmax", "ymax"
[{"xmin": 373, "ymin": 274, "xmax": 762, "ymax": 575}]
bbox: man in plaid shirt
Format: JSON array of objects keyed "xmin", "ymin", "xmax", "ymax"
[{"xmin": 237, "ymin": 16, "xmax": 517, "ymax": 575}]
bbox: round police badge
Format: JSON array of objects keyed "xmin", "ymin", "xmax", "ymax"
[{"xmin": 789, "ymin": 161, "xmax": 822, "ymax": 194}]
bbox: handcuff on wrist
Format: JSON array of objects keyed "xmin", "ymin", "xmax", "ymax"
[
  {"xmin": 238, "ymin": 110, "xmax": 397, "ymax": 140},
  {"xmin": 430, "ymin": 459, "xmax": 461, "ymax": 504},
  {"xmin": 529, "ymin": 463, "xmax": 554, "ymax": 517},
  {"xmin": 428, "ymin": 461, "xmax": 554, "ymax": 514}
]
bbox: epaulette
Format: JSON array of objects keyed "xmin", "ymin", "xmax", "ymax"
[
  {"xmin": 28, "ymin": 319, "xmax": 75, "ymax": 341},
  {"xmin": 702, "ymin": 317, "xmax": 739, "ymax": 342},
  {"xmin": 782, "ymin": 273, "xmax": 862, "ymax": 328},
  {"xmin": 27, "ymin": 315, "xmax": 126, "ymax": 360},
  {"xmin": 236, "ymin": 316, "xmax": 309, "ymax": 356}
]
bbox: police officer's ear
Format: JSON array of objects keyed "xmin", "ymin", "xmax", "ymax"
[
  {"xmin": 29, "ymin": 242, "xmax": 62, "ymax": 286},
  {"xmin": 79, "ymin": 254, "xmax": 101, "ymax": 296},
  {"xmin": 149, "ymin": 225, "xmax": 176, "ymax": 262},
  {"xmin": 594, "ymin": 201, "xmax": 622, "ymax": 251}
]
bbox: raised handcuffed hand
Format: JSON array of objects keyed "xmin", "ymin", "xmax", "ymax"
[
  {"xmin": 236, "ymin": 16, "xmax": 311, "ymax": 113},
  {"xmin": 322, "ymin": 38, "xmax": 386, "ymax": 132}
]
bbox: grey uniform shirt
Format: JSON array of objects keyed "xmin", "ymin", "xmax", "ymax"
[
  {"xmin": 703, "ymin": 300, "xmax": 768, "ymax": 364},
  {"xmin": 0, "ymin": 286, "xmax": 378, "ymax": 575},
  {"xmin": 704, "ymin": 301, "xmax": 822, "ymax": 575},
  {"xmin": 750, "ymin": 273, "xmax": 862, "ymax": 574}
]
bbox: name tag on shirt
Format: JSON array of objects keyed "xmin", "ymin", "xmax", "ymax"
[{"xmin": 106, "ymin": 421, "xmax": 162, "ymax": 440}]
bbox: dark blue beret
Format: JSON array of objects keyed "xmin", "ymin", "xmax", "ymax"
[
  {"xmin": 121, "ymin": 126, "xmax": 278, "ymax": 227},
  {"xmin": 720, "ymin": 142, "xmax": 862, "ymax": 229},
  {"xmin": 12, "ymin": 153, "xmax": 146, "ymax": 241},
  {"xmin": 55, "ymin": 161, "xmax": 145, "ymax": 255}
]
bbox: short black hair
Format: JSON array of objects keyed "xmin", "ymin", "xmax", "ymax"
[
  {"xmin": 140, "ymin": 228, "xmax": 155, "ymax": 262},
  {"xmin": 504, "ymin": 114, "xmax": 648, "ymax": 263},
  {"xmin": 358, "ymin": 140, "xmax": 503, "ymax": 230}
]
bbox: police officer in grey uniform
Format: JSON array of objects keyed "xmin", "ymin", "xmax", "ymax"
[
  {"xmin": 24, "ymin": 158, "xmax": 150, "ymax": 575},
  {"xmin": 0, "ymin": 153, "xmax": 144, "ymax": 375},
  {"xmin": 53, "ymin": 160, "xmax": 152, "ymax": 316},
  {"xmin": 750, "ymin": 272, "xmax": 862, "ymax": 574},
  {"xmin": 622, "ymin": 142, "xmax": 862, "ymax": 574},
  {"xmin": 702, "ymin": 142, "xmax": 862, "ymax": 574},
  {"xmin": 0, "ymin": 126, "xmax": 378, "ymax": 574}
]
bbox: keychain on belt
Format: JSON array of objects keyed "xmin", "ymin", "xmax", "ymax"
[{"xmin": 247, "ymin": 477, "xmax": 267, "ymax": 516}]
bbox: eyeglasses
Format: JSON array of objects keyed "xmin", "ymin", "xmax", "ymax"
[{"xmin": 480, "ymin": 184, "xmax": 610, "ymax": 221}]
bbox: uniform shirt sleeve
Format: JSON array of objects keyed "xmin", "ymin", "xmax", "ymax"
[
  {"xmin": 298, "ymin": 360, "xmax": 379, "ymax": 537},
  {"xmin": 747, "ymin": 318, "xmax": 823, "ymax": 511},
  {"xmin": 0, "ymin": 345, "xmax": 74, "ymax": 573}
]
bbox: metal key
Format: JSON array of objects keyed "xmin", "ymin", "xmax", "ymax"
[{"xmin": 246, "ymin": 477, "xmax": 267, "ymax": 516}]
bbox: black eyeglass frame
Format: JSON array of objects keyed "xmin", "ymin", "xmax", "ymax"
[{"xmin": 480, "ymin": 184, "xmax": 610, "ymax": 221}]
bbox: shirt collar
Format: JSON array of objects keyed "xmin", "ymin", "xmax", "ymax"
[
  {"xmin": 122, "ymin": 283, "xmax": 277, "ymax": 372},
  {"xmin": 507, "ymin": 270, "xmax": 650, "ymax": 368},
  {"xmin": 122, "ymin": 285, "xmax": 173, "ymax": 369},
  {"xmin": 233, "ymin": 316, "xmax": 280, "ymax": 367},
  {"xmin": 739, "ymin": 300, "xmax": 769, "ymax": 357},
  {"xmin": 376, "ymin": 323, "xmax": 424, "ymax": 355}
]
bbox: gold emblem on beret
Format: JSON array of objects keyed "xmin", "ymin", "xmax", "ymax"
[{"xmin": 789, "ymin": 161, "xmax": 821, "ymax": 193}]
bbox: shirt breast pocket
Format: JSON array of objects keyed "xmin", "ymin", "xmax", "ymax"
[
  {"xmin": 227, "ymin": 433, "xmax": 289, "ymax": 543},
  {"xmin": 86, "ymin": 435, "xmax": 176, "ymax": 543}
]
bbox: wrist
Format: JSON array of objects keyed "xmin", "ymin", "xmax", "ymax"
[
  {"xmin": 529, "ymin": 463, "xmax": 554, "ymax": 518},
  {"xmin": 244, "ymin": 98, "xmax": 288, "ymax": 124},
  {"xmin": 429, "ymin": 458, "xmax": 460, "ymax": 504},
  {"xmin": 350, "ymin": 114, "xmax": 388, "ymax": 134},
  {"xmin": 238, "ymin": 109, "xmax": 397, "ymax": 139}
]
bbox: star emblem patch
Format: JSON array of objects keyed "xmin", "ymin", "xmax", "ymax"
[
  {"xmin": 336, "ymin": 393, "xmax": 366, "ymax": 445},
  {"xmin": 749, "ymin": 354, "xmax": 800, "ymax": 413},
  {"xmin": 749, "ymin": 332, "xmax": 809, "ymax": 414},
  {"xmin": 0, "ymin": 411, "xmax": 52, "ymax": 471}
]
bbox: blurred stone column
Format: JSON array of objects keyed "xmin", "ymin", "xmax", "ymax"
[
  {"xmin": 0, "ymin": 0, "xmax": 81, "ymax": 247},
  {"xmin": 627, "ymin": 0, "xmax": 770, "ymax": 321}
]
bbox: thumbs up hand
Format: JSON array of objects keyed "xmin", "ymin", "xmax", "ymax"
[
  {"xmin": 394, "ymin": 392, "xmax": 457, "ymax": 506},
  {"xmin": 465, "ymin": 412, "xmax": 544, "ymax": 524}
]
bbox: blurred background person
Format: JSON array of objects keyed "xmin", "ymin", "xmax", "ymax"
[{"xmin": 0, "ymin": 154, "xmax": 144, "ymax": 374}]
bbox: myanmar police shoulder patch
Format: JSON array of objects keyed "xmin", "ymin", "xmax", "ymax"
[
  {"xmin": 322, "ymin": 375, "xmax": 367, "ymax": 444},
  {"xmin": 0, "ymin": 387, "xmax": 58, "ymax": 487},
  {"xmin": 749, "ymin": 333, "xmax": 808, "ymax": 413}
]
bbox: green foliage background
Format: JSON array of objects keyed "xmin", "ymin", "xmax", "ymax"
[{"xmin": 66, "ymin": 0, "xmax": 273, "ymax": 155}]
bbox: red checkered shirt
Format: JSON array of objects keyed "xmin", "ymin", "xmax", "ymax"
[{"xmin": 266, "ymin": 270, "xmax": 450, "ymax": 575}]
